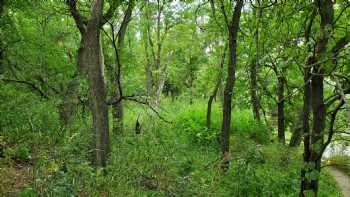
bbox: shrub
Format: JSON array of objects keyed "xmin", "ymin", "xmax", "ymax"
[{"xmin": 175, "ymin": 101, "xmax": 269, "ymax": 146}]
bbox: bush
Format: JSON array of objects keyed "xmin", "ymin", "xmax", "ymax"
[
  {"xmin": 175, "ymin": 101, "xmax": 269, "ymax": 146},
  {"xmin": 19, "ymin": 187, "xmax": 36, "ymax": 197},
  {"xmin": 15, "ymin": 144, "xmax": 31, "ymax": 162}
]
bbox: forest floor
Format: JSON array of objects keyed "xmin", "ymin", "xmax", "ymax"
[
  {"xmin": 328, "ymin": 166, "xmax": 350, "ymax": 197},
  {"xmin": 0, "ymin": 162, "xmax": 33, "ymax": 196}
]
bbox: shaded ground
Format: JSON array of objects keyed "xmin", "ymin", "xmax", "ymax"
[
  {"xmin": 0, "ymin": 161, "xmax": 32, "ymax": 196},
  {"xmin": 328, "ymin": 166, "xmax": 350, "ymax": 197}
]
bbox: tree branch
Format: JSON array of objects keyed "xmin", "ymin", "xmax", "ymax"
[{"xmin": 65, "ymin": 0, "xmax": 87, "ymax": 35}]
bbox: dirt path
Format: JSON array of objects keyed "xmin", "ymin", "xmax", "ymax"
[{"xmin": 328, "ymin": 166, "xmax": 350, "ymax": 197}]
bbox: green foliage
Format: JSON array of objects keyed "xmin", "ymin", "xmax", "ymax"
[
  {"xmin": 176, "ymin": 101, "xmax": 220, "ymax": 146},
  {"xmin": 19, "ymin": 187, "xmax": 36, "ymax": 197},
  {"xmin": 14, "ymin": 144, "xmax": 31, "ymax": 162},
  {"xmin": 175, "ymin": 101, "xmax": 269, "ymax": 146},
  {"xmin": 0, "ymin": 100, "xmax": 342, "ymax": 196},
  {"xmin": 1, "ymin": 0, "xmax": 349, "ymax": 196}
]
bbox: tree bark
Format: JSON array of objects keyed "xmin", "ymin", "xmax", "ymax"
[
  {"xmin": 66, "ymin": 0, "xmax": 116, "ymax": 167},
  {"xmin": 277, "ymin": 76, "xmax": 285, "ymax": 144},
  {"xmin": 220, "ymin": 0, "xmax": 243, "ymax": 171},
  {"xmin": 206, "ymin": 44, "xmax": 227, "ymax": 129},
  {"xmin": 59, "ymin": 74, "xmax": 79, "ymax": 125},
  {"xmin": 300, "ymin": 7, "xmax": 315, "ymax": 194},
  {"xmin": 84, "ymin": 0, "xmax": 110, "ymax": 167},
  {"xmin": 0, "ymin": 0, "xmax": 6, "ymax": 75},
  {"xmin": 289, "ymin": 110, "xmax": 303, "ymax": 147},
  {"xmin": 250, "ymin": 7, "xmax": 262, "ymax": 122},
  {"xmin": 111, "ymin": 2, "xmax": 133, "ymax": 135},
  {"xmin": 250, "ymin": 59, "xmax": 261, "ymax": 122},
  {"xmin": 300, "ymin": 56, "xmax": 314, "ymax": 196},
  {"xmin": 141, "ymin": 0, "xmax": 170, "ymax": 106},
  {"xmin": 153, "ymin": 0, "xmax": 166, "ymax": 106},
  {"xmin": 300, "ymin": 0, "xmax": 333, "ymax": 195}
]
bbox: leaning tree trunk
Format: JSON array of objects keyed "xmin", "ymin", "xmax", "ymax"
[
  {"xmin": 220, "ymin": 0, "xmax": 243, "ymax": 171},
  {"xmin": 206, "ymin": 44, "xmax": 227, "ymax": 129}
]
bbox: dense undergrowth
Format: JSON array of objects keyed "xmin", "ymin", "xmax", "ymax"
[{"xmin": 0, "ymin": 88, "xmax": 342, "ymax": 196}]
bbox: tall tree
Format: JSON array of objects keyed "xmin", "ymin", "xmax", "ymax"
[
  {"xmin": 66, "ymin": 0, "xmax": 118, "ymax": 167},
  {"xmin": 299, "ymin": 0, "xmax": 350, "ymax": 195},
  {"xmin": 249, "ymin": 3, "xmax": 262, "ymax": 122},
  {"xmin": 141, "ymin": 0, "xmax": 177, "ymax": 106},
  {"xmin": 219, "ymin": 0, "xmax": 244, "ymax": 171},
  {"xmin": 267, "ymin": 56, "xmax": 286, "ymax": 144}
]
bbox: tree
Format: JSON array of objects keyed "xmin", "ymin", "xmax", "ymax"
[
  {"xmin": 141, "ymin": 0, "xmax": 180, "ymax": 106},
  {"xmin": 0, "ymin": 0, "xmax": 5, "ymax": 75},
  {"xmin": 66, "ymin": 0, "xmax": 118, "ymax": 167},
  {"xmin": 206, "ymin": 44, "xmax": 227, "ymax": 129},
  {"xmin": 106, "ymin": 0, "xmax": 134, "ymax": 135},
  {"xmin": 300, "ymin": 0, "xmax": 350, "ymax": 195},
  {"xmin": 218, "ymin": 0, "xmax": 244, "ymax": 171}
]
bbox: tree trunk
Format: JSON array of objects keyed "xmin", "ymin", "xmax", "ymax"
[
  {"xmin": 250, "ymin": 59, "xmax": 261, "ymax": 122},
  {"xmin": 84, "ymin": 0, "xmax": 110, "ymax": 167},
  {"xmin": 277, "ymin": 76, "xmax": 285, "ymax": 144},
  {"xmin": 112, "ymin": 88, "xmax": 123, "ymax": 135},
  {"xmin": 145, "ymin": 62, "xmax": 153, "ymax": 96},
  {"xmin": 300, "ymin": 0, "xmax": 333, "ymax": 195},
  {"xmin": 153, "ymin": 0, "xmax": 165, "ymax": 106},
  {"xmin": 59, "ymin": 74, "xmax": 79, "ymax": 125},
  {"xmin": 0, "ymin": 0, "xmax": 6, "ymax": 75},
  {"xmin": 0, "ymin": 0, "xmax": 4, "ymax": 16},
  {"xmin": 60, "ymin": 2, "xmax": 88, "ymax": 125},
  {"xmin": 66, "ymin": 0, "xmax": 120, "ymax": 167},
  {"xmin": 111, "ymin": 2, "xmax": 133, "ymax": 135},
  {"xmin": 250, "ymin": 7, "xmax": 262, "ymax": 122},
  {"xmin": 154, "ymin": 64, "xmax": 167, "ymax": 106},
  {"xmin": 220, "ymin": 0, "xmax": 243, "ymax": 171},
  {"xmin": 142, "ymin": 1, "xmax": 153, "ymax": 97},
  {"xmin": 289, "ymin": 126, "xmax": 302, "ymax": 147},
  {"xmin": 300, "ymin": 58, "xmax": 313, "ymax": 195},
  {"xmin": 206, "ymin": 44, "xmax": 227, "ymax": 129},
  {"xmin": 289, "ymin": 110, "xmax": 303, "ymax": 147}
]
